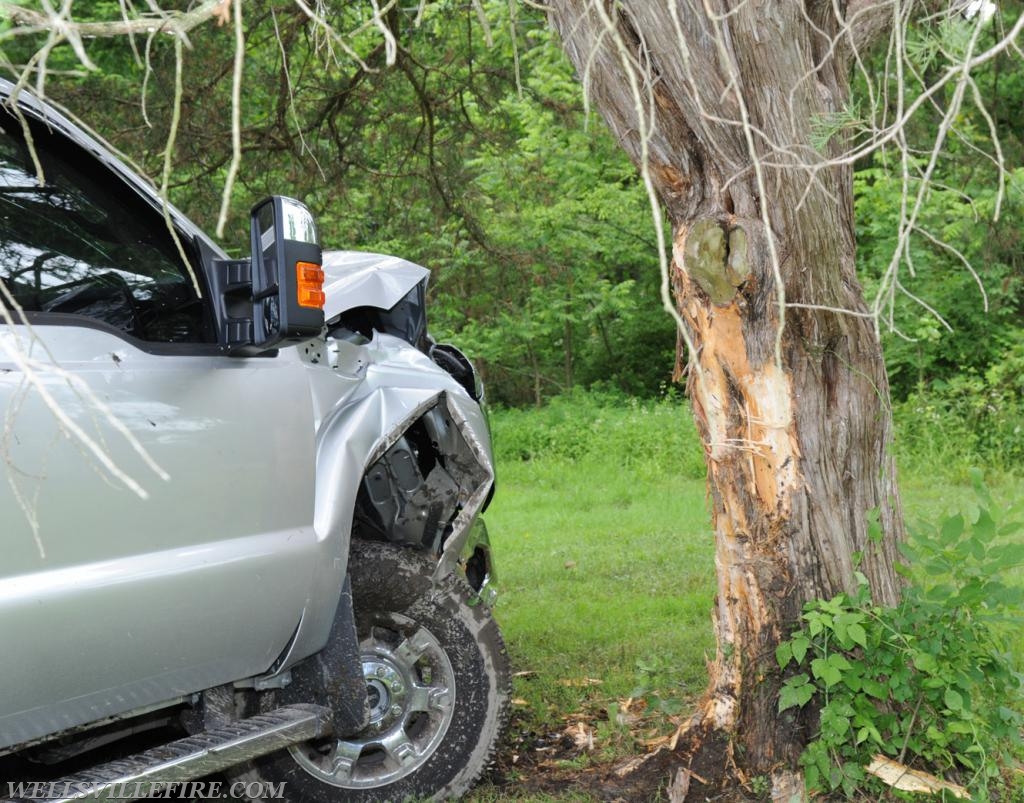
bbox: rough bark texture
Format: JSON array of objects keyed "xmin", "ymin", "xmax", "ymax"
[{"xmin": 548, "ymin": 0, "xmax": 904, "ymax": 791}]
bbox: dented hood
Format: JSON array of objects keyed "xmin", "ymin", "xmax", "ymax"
[{"xmin": 321, "ymin": 251, "xmax": 430, "ymax": 323}]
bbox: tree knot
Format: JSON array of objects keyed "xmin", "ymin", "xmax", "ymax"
[{"xmin": 683, "ymin": 218, "xmax": 751, "ymax": 306}]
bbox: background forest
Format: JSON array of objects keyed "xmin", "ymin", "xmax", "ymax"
[{"xmin": 14, "ymin": 1, "xmax": 1022, "ymax": 463}]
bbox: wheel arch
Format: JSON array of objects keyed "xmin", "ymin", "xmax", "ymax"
[
  {"xmin": 260, "ymin": 386, "xmax": 445, "ymax": 680},
  {"xmin": 262, "ymin": 381, "xmax": 494, "ymax": 679}
]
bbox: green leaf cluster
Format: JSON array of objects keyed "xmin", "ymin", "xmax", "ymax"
[
  {"xmin": 8, "ymin": 1, "xmax": 1023, "ymax": 412},
  {"xmin": 23, "ymin": 1, "xmax": 675, "ymax": 406},
  {"xmin": 892, "ymin": 334, "xmax": 1024, "ymax": 475},
  {"xmin": 852, "ymin": 7, "xmax": 1024, "ymax": 405},
  {"xmin": 778, "ymin": 473, "xmax": 1024, "ymax": 800}
]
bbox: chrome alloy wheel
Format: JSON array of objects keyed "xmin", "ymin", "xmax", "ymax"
[{"xmin": 288, "ymin": 613, "xmax": 456, "ymax": 790}]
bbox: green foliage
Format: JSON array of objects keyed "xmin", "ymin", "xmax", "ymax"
[
  {"xmin": 891, "ymin": 329, "xmax": 1024, "ymax": 477},
  {"xmin": 489, "ymin": 390, "xmax": 706, "ymax": 480},
  {"xmin": 777, "ymin": 474, "xmax": 1024, "ymax": 800},
  {"xmin": 855, "ymin": 163, "xmax": 1024, "ymax": 402},
  {"xmin": 16, "ymin": 1, "xmax": 1023, "ymax": 410},
  {"xmin": 23, "ymin": 1, "xmax": 675, "ymax": 406},
  {"xmin": 488, "ymin": 381, "xmax": 1024, "ymax": 485},
  {"xmin": 852, "ymin": 6, "xmax": 1024, "ymax": 405},
  {"xmin": 810, "ymin": 100, "xmax": 865, "ymax": 152},
  {"xmin": 894, "ymin": 382, "xmax": 1024, "ymax": 479},
  {"xmin": 630, "ymin": 654, "xmax": 688, "ymax": 716},
  {"xmin": 429, "ymin": 21, "xmax": 675, "ymax": 404}
]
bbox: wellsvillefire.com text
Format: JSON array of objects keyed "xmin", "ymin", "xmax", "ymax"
[{"xmin": 4, "ymin": 781, "xmax": 287, "ymax": 800}]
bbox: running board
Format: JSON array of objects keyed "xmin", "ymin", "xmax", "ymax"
[{"xmin": 4, "ymin": 704, "xmax": 332, "ymax": 803}]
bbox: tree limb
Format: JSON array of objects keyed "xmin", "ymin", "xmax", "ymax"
[
  {"xmin": 846, "ymin": 0, "xmax": 898, "ymax": 55},
  {"xmin": 0, "ymin": 0, "xmax": 226, "ymax": 41}
]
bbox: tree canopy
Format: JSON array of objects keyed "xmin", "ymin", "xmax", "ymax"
[{"xmin": 4, "ymin": 1, "xmax": 1018, "ymax": 408}]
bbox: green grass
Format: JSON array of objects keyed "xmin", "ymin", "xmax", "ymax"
[
  {"xmin": 474, "ymin": 391, "xmax": 1024, "ymax": 799},
  {"xmin": 488, "ymin": 456, "xmax": 714, "ymax": 723}
]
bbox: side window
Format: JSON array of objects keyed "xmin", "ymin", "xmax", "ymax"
[{"xmin": 0, "ymin": 118, "xmax": 212, "ymax": 344}]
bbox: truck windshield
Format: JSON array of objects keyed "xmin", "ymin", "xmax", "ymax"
[{"xmin": 0, "ymin": 119, "xmax": 211, "ymax": 343}]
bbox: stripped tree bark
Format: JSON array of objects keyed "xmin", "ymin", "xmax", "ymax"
[{"xmin": 547, "ymin": 1, "xmax": 910, "ymax": 795}]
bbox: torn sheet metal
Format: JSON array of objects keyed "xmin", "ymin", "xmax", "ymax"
[
  {"xmin": 322, "ymin": 331, "xmax": 495, "ymax": 584},
  {"xmin": 281, "ymin": 331, "xmax": 495, "ymax": 673}
]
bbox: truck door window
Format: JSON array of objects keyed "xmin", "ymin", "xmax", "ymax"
[{"xmin": 0, "ymin": 123, "xmax": 213, "ymax": 343}]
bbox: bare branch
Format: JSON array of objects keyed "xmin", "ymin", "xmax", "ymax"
[
  {"xmin": 214, "ymin": 0, "xmax": 245, "ymax": 238},
  {"xmin": 0, "ymin": 0, "xmax": 224, "ymax": 40},
  {"xmin": 157, "ymin": 36, "xmax": 201, "ymax": 296}
]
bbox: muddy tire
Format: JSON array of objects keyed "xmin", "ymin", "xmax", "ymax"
[{"xmin": 257, "ymin": 540, "xmax": 509, "ymax": 802}]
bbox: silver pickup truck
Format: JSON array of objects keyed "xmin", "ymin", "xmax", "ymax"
[{"xmin": 0, "ymin": 80, "xmax": 508, "ymax": 802}]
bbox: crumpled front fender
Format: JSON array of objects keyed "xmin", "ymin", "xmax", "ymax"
[{"xmin": 267, "ymin": 333, "xmax": 495, "ymax": 676}]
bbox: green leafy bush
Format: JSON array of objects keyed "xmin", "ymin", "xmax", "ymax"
[
  {"xmin": 488, "ymin": 387, "xmax": 1024, "ymax": 486},
  {"xmin": 488, "ymin": 390, "xmax": 706, "ymax": 479},
  {"xmin": 893, "ymin": 335, "xmax": 1024, "ymax": 478},
  {"xmin": 777, "ymin": 472, "xmax": 1024, "ymax": 800}
]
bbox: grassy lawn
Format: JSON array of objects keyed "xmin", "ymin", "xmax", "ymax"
[
  {"xmin": 472, "ymin": 395, "xmax": 1024, "ymax": 800},
  {"xmin": 488, "ymin": 457, "xmax": 715, "ymax": 724}
]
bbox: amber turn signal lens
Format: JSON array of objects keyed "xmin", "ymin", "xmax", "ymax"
[{"xmin": 296, "ymin": 261, "xmax": 326, "ymax": 309}]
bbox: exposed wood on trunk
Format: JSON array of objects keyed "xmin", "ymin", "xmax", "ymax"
[{"xmin": 548, "ymin": 0, "xmax": 906, "ymax": 793}]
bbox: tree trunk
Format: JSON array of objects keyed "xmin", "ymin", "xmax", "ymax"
[{"xmin": 548, "ymin": 0, "xmax": 904, "ymax": 792}]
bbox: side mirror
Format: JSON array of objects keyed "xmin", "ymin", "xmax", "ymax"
[
  {"xmin": 250, "ymin": 196, "xmax": 325, "ymax": 348},
  {"xmin": 212, "ymin": 195, "xmax": 326, "ymax": 354}
]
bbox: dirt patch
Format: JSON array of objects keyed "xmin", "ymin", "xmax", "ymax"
[{"xmin": 481, "ymin": 709, "xmax": 765, "ymax": 802}]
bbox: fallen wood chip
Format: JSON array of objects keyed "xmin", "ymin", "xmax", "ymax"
[
  {"xmin": 643, "ymin": 734, "xmax": 674, "ymax": 750},
  {"xmin": 566, "ymin": 721, "xmax": 594, "ymax": 751},
  {"xmin": 613, "ymin": 754, "xmax": 651, "ymax": 777},
  {"xmin": 667, "ymin": 767, "xmax": 691, "ymax": 803},
  {"xmin": 668, "ymin": 720, "xmax": 688, "ymax": 752},
  {"xmin": 866, "ymin": 755, "xmax": 969, "ymax": 799},
  {"xmin": 511, "ymin": 698, "xmax": 529, "ymax": 706},
  {"xmin": 512, "ymin": 670, "xmax": 536, "ymax": 679},
  {"xmin": 556, "ymin": 677, "xmax": 603, "ymax": 687}
]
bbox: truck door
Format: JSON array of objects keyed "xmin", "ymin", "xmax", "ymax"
[{"xmin": 0, "ymin": 108, "xmax": 317, "ymax": 748}]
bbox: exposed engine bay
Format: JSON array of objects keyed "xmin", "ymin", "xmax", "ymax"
[{"xmin": 353, "ymin": 404, "xmax": 489, "ymax": 554}]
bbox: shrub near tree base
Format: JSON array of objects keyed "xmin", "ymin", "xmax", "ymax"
[{"xmin": 777, "ymin": 471, "xmax": 1024, "ymax": 801}]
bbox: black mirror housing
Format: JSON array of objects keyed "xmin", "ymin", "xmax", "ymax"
[{"xmin": 211, "ymin": 196, "xmax": 326, "ymax": 354}]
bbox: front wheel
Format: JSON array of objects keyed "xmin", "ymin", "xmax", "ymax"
[{"xmin": 258, "ymin": 540, "xmax": 509, "ymax": 802}]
